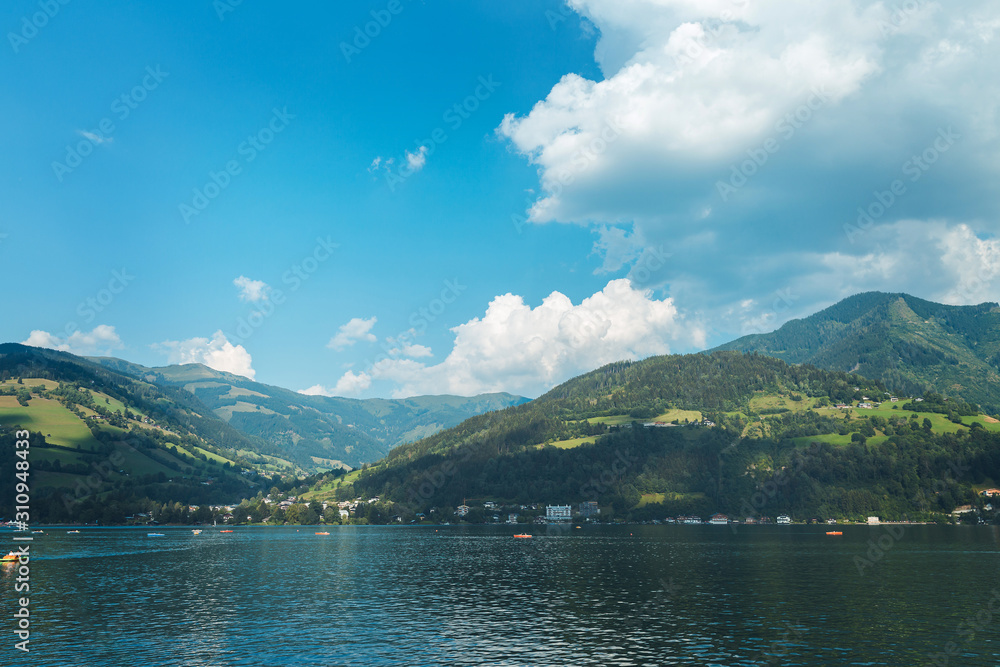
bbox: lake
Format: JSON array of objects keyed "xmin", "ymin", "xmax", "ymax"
[{"xmin": 3, "ymin": 524, "xmax": 1000, "ymax": 666}]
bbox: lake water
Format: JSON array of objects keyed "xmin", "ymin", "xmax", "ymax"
[{"xmin": 3, "ymin": 524, "xmax": 1000, "ymax": 666}]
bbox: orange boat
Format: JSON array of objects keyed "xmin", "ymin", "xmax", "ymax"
[
  {"xmin": 826, "ymin": 531, "xmax": 843, "ymax": 535},
  {"xmin": 220, "ymin": 530, "xmax": 234, "ymax": 533},
  {"xmin": 513, "ymin": 534, "xmax": 532, "ymax": 538},
  {"xmin": 1, "ymin": 552, "xmax": 19, "ymax": 563},
  {"xmin": 315, "ymin": 532, "xmax": 330, "ymax": 535}
]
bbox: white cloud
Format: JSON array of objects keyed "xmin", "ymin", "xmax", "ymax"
[
  {"xmin": 498, "ymin": 0, "xmax": 1000, "ymax": 338},
  {"xmin": 499, "ymin": 0, "xmax": 887, "ymax": 225},
  {"xmin": 22, "ymin": 324, "xmax": 123, "ymax": 356},
  {"xmin": 299, "ymin": 370, "xmax": 373, "ymax": 398},
  {"xmin": 405, "ymin": 145, "xmax": 428, "ymax": 171},
  {"xmin": 369, "ymin": 278, "xmax": 704, "ymax": 398},
  {"xmin": 152, "ymin": 330, "xmax": 255, "ymax": 379},
  {"xmin": 79, "ymin": 130, "xmax": 112, "ymax": 145},
  {"xmin": 327, "ymin": 317, "xmax": 377, "ymax": 351},
  {"xmin": 387, "ymin": 343, "xmax": 433, "ymax": 359},
  {"xmin": 233, "ymin": 275, "xmax": 270, "ymax": 303}
]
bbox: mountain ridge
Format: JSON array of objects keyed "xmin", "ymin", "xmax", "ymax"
[{"xmin": 711, "ymin": 291, "xmax": 1000, "ymax": 413}]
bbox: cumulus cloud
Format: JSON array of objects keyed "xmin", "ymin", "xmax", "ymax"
[
  {"xmin": 499, "ymin": 0, "xmax": 1000, "ymax": 338},
  {"xmin": 405, "ymin": 145, "xmax": 429, "ymax": 171},
  {"xmin": 367, "ymin": 278, "xmax": 704, "ymax": 398},
  {"xmin": 327, "ymin": 317, "xmax": 377, "ymax": 351},
  {"xmin": 233, "ymin": 275, "xmax": 270, "ymax": 303},
  {"xmin": 299, "ymin": 370, "xmax": 373, "ymax": 398},
  {"xmin": 22, "ymin": 324, "xmax": 123, "ymax": 356},
  {"xmin": 152, "ymin": 330, "xmax": 255, "ymax": 379}
]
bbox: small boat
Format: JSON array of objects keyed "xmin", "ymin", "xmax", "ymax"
[
  {"xmin": 220, "ymin": 530, "xmax": 234, "ymax": 533},
  {"xmin": 826, "ymin": 531, "xmax": 843, "ymax": 536},
  {"xmin": 315, "ymin": 532, "xmax": 330, "ymax": 535},
  {"xmin": 147, "ymin": 533, "xmax": 165, "ymax": 537},
  {"xmin": 66, "ymin": 530, "xmax": 80, "ymax": 534},
  {"xmin": 513, "ymin": 534, "xmax": 532, "ymax": 538},
  {"xmin": 192, "ymin": 530, "xmax": 202, "ymax": 535},
  {"xmin": 32, "ymin": 530, "xmax": 44, "ymax": 534},
  {"xmin": 1, "ymin": 552, "xmax": 19, "ymax": 563}
]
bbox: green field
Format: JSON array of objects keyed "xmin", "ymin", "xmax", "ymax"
[
  {"xmin": 0, "ymin": 397, "xmax": 101, "ymax": 449},
  {"xmin": 637, "ymin": 491, "xmax": 707, "ymax": 507},
  {"xmin": 585, "ymin": 415, "xmax": 634, "ymax": 426},
  {"xmin": 651, "ymin": 408, "xmax": 704, "ymax": 423},
  {"xmin": 537, "ymin": 436, "xmax": 598, "ymax": 450}
]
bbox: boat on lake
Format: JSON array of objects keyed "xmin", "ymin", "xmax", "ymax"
[
  {"xmin": 315, "ymin": 532, "xmax": 330, "ymax": 535},
  {"xmin": 826, "ymin": 531, "xmax": 843, "ymax": 535},
  {"xmin": 67, "ymin": 530, "xmax": 80, "ymax": 534},
  {"xmin": 147, "ymin": 533, "xmax": 165, "ymax": 537},
  {"xmin": 192, "ymin": 530, "xmax": 202, "ymax": 535},
  {"xmin": 220, "ymin": 530, "xmax": 234, "ymax": 533},
  {"xmin": 1, "ymin": 551, "xmax": 19, "ymax": 563},
  {"xmin": 513, "ymin": 534, "xmax": 532, "ymax": 538}
]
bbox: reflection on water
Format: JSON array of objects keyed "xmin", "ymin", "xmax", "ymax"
[{"xmin": 2, "ymin": 525, "xmax": 999, "ymax": 666}]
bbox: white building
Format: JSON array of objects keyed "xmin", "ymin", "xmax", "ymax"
[
  {"xmin": 546, "ymin": 505, "xmax": 572, "ymax": 521},
  {"xmin": 776, "ymin": 515, "xmax": 791, "ymax": 524},
  {"xmin": 867, "ymin": 516, "xmax": 880, "ymax": 525}
]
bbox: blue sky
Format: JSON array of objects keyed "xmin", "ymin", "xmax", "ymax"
[{"xmin": 3, "ymin": 1, "xmax": 999, "ymax": 399}]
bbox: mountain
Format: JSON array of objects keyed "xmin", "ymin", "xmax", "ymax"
[
  {"xmin": 0, "ymin": 343, "xmax": 275, "ymax": 523},
  {"xmin": 711, "ymin": 292, "xmax": 1000, "ymax": 414},
  {"xmin": 314, "ymin": 350, "xmax": 1000, "ymax": 524},
  {"xmin": 88, "ymin": 357, "xmax": 528, "ymax": 470}
]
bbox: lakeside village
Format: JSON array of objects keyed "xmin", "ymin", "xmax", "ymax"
[{"xmin": 15, "ymin": 486, "xmax": 994, "ymax": 528}]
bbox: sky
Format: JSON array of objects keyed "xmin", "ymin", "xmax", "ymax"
[{"xmin": 3, "ymin": 0, "xmax": 999, "ymax": 400}]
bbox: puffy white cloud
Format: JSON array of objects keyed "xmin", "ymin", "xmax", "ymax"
[
  {"xmin": 499, "ymin": 0, "xmax": 1000, "ymax": 333},
  {"xmin": 387, "ymin": 343, "xmax": 433, "ymax": 359},
  {"xmin": 152, "ymin": 330, "xmax": 255, "ymax": 379},
  {"xmin": 233, "ymin": 275, "xmax": 270, "ymax": 303},
  {"xmin": 327, "ymin": 317, "xmax": 377, "ymax": 350},
  {"xmin": 369, "ymin": 278, "xmax": 704, "ymax": 398},
  {"xmin": 405, "ymin": 145, "xmax": 428, "ymax": 171},
  {"xmin": 22, "ymin": 324, "xmax": 123, "ymax": 356},
  {"xmin": 300, "ymin": 370, "xmax": 373, "ymax": 398}
]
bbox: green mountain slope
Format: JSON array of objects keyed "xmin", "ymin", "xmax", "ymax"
[
  {"xmin": 89, "ymin": 357, "xmax": 528, "ymax": 470},
  {"xmin": 0, "ymin": 343, "xmax": 277, "ymax": 523},
  {"xmin": 711, "ymin": 292, "xmax": 1000, "ymax": 413},
  {"xmin": 314, "ymin": 351, "xmax": 1000, "ymax": 525}
]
